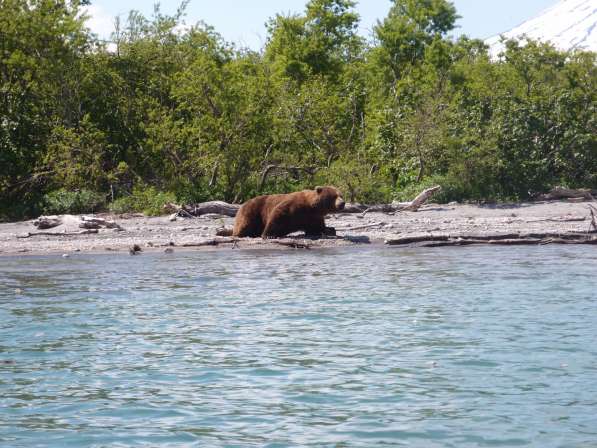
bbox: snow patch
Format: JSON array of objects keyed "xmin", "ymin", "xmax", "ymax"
[{"xmin": 486, "ymin": 0, "xmax": 597, "ymax": 56}]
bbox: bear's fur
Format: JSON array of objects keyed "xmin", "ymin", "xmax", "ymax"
[{"xmin": 232, "ymin": 186, "xmax": 345, "ymax": 238}]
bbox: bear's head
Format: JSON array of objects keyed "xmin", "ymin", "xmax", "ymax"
[{"xmin": 314, "ymin": 186, "xmax": 345, "ymax": 212}]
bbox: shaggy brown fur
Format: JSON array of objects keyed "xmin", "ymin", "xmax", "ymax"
[{"xmin": 232, "ymin": 186, "xmax": 345, "ymax": 238}]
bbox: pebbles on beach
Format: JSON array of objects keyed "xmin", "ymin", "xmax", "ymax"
[{"xmin": 1, "ymin": 201, "xmax": 595, "ymax": 255}]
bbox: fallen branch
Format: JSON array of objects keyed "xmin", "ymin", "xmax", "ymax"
[
  {"xmin": 78, "ymin": 216, "xmax": 123, "ymax": 230},
  {"xmin": 385, "ymin": 232, "xmax": 597, "ymax": 247},
  {"xmin": 538, "ymin": 186, "xmax": 594, "ymax": 201},
  {"xmin": 165, "ymin": 201, "xmax": 240, "ymax": 218},
  {"xmin": 339, "ymin": 203, "xmax": 368, "ymax": 214},
  {"xmin": 364, "ymin": 185, "xmax": 441, "ymax": 214},
  {"xmin": 525, "ymin": 216, "xmax": 586, "ymax": 223},
  {"xmin": 180, "ymin": 237, "xmax": 238, "ymax": 247},
  {"xmin": 33, "ymin": 215, "xmax": 123, "ymax": 230},
  {"xmin": 271, "ymin": 240, "xmax": 311, "ymax": 249},
  {"xmin": 421, "ymin": 238, "xmax": 540, "ymax": 247},
  {"xmin": 33, "ymin": 216, "xmax": 62, "ymax": 229},
  {"xmin": 589, "ymin": 205, "xmax": 597, "ymax": 233},
  {"xmin": 336, "ymin": 222, "xmax": 386, "ymax": 232},
  {"xmin": 385, "ymin": 234, "xmax": 450, "ymax": 245},
  {"xmin": 398, "ymin": 185, "xmax": 443, "ymax": 211},
  {"xmin": 17, "ymin": 229, "xmax": 99, "ymax": 238}
]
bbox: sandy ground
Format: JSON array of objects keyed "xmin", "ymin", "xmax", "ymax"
[{"xmin": 0, "ymin": 200, "xmax": 595, "ymax": 256}]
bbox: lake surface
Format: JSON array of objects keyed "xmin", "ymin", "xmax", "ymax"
[{"xmin": 1, "ymin": 246, "xmax": 596, "ymax": 447}]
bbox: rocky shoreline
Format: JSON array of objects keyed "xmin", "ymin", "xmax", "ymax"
[{"xmin": 0, "ymin": 200, "xmax": 596, "ymax": 256}]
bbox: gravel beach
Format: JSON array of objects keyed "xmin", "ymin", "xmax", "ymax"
[{"xmin": 1, "ymin": 200, "xmax": 595, "ymax": 256}]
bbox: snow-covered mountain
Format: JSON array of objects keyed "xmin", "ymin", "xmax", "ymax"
[{"xmin": 486, "ymin": 0, "xmax": 597, "ymax": 55}]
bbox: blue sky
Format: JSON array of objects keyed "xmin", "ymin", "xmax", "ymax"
[{"xmin": 85, "ymin": 0, "xmax": 558, "ymax": 48}]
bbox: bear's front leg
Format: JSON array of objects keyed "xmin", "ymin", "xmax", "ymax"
[
  {"xmin": 323, "ymin": 226, "xmax": 336, "ymax": 236},
  {"xmin": 304, "ymin": 216, "xmax": 334, "ymax": 238},
  {"xmin": 306, "ymin": 226, "xmax": 335, "ymax": 237}
]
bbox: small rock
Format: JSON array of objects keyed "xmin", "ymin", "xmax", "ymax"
[
  {"xmin": 14, "ymin": 288, "xmax": 23, "ymax": 294},
  {"xmin": 62, "ymin": 254, "xmax": 70, "ymax": 258},
  {"xmin": 164, "ymin": 248, "xmax": 174, "ymax": 254}
]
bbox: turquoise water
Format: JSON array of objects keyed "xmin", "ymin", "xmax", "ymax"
[{"xmin": 1, "ymin": 246, "xmax": 596, "ymax": 447}]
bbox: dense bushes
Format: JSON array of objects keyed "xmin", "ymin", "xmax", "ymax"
[{"xmin": 0, "ymin": 0, "xmax": 595, "ymax": 220}]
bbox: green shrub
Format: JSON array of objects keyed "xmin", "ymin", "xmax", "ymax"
[
  {"xmin": 42, "ymin": 189, "xmax": 106, "ymax": 215},
  {"xmin": 108, "ymin": 186, "xmax": 176, "ymax": 216},
  {"xmin": 318, "ymin": 160, "xmax": 393, "ymax": 204}
]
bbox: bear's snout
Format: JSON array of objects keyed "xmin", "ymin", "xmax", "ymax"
[{"xmin": 336, "ymin": 198, "xmax": 345, "ymax": 210}]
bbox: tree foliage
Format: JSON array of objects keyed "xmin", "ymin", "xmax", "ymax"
[{"xmin": 0, "ymin": 0, "xmax": 595, "ymax": 219}]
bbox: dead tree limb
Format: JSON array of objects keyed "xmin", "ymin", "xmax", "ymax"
[
  {"xmin": 271, "ymin": 240, "xmax": 311, "ymax": 249},
  {"xmin": 385, "ymin": 234, "xmax": 450, "ymax": 245},
  {"xmin": 336, "ymin": 222, "xmax": 386, "ymax": 232},
  {"xmin": 588, "ymin": 205, "xmax": 597, "ymax": 233},
  {"xmin": 364, "ymin": 185, "xmax": 441, "ymax": 214},
  {"xmin": 33, "ymin": 215, "xmax": 122, "ymax": 230},
  {"xmin": 180, "ymin": 237, "xmax": 238, "ymax": 247},
  {"xmin": 538, "ymin": 186, "xmax": 594, "ymax": 201},
  {"xmin": 338, "ymin": 203, "xmax": 368, "ymax": 214},
  {"xmin": 525, "ymin": 216, "xmax": 586, "ymax": 223},
  {"xmin": 397, "ymin": 185, "xmax": 442, "ymax": 211},
  {"xmin": 165, "ymin": 201, "xmax": 240, "ymax": 218},
  {"xmin": 385, "ymin": 232, "xmax": 597, "ymax": 247},
  {"xmin": 33, "ymin": 216, "xmax": 62, "ymax": 229},
  {"xmin": 18, "ymin": 229, "xmax": 99, "ymax": 238}
]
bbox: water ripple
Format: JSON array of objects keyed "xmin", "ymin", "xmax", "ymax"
[{"xmin": 1, "ymin": 246, "xmax": 596, "ymax": 447}]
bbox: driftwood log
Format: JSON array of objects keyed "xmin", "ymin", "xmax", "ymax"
[
  {"xmin": 179, "ymin": 237, "xmax": 238, "ymax": 248},
  {"xmin": 18, "ymin": 229, "xmax": 99, "ymax": 238},
  {"xmin": 385, "ymin": 232, "xmax": 597, "ymax": 247},
  {"xmin": 363, "ymin": 186, "xmax": 441, "ymax": 214},
  {"xmin": 538, "ymin": 187, "xmax": 595, "ymax": 201},
  {"xmin": 589, "ymin": 204, "xmax": 597, "ymax": 232},
  {"xmin": 165, "ymin": 201, "xmax": 240, "ymax": 220},
  {"xmin": 33, "ymin": 215, "xmax": 123, "ymax": 230},
  {"xmin": 33, "ymin": 216, "xmax": 63, "ymax": 229},
  {"xmin": 271, "ymin": 240, "xmax": 312, "ymax": 249}
]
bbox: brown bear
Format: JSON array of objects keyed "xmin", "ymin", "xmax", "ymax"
[{"xmin": 232, "ymin": 186, "xmax": 345, "ymax": 238}]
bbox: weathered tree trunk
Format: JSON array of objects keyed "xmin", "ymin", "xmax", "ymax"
[
  {"xmin": 18, "ymin": 229, "xmax": 99, "ymax": 238},
  {"xmin": 385, "ymin": 232, "xmax": 597, "ymax": 247},
  {"xmin": 165, "ymin": 201, "xmax": 240, "ymax": 218},
  {"xmin": 538, "ymin": 187, "xmax": 595, "ymax": 201},
  {"xmin": 364, "ymin": 185, "xmax": 442, "ymax": 214},
  {"xmin": 33, "ymin": 215, "xmax": 123, "ymax": 230},
  {"xmin": 33, "ymin": 216, "xmax": 62, "ymax": 229}
]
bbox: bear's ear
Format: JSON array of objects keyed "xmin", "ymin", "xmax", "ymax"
[{"xmin": 315, "ymin": 186, "xmax": 323, "ymax": 194}]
